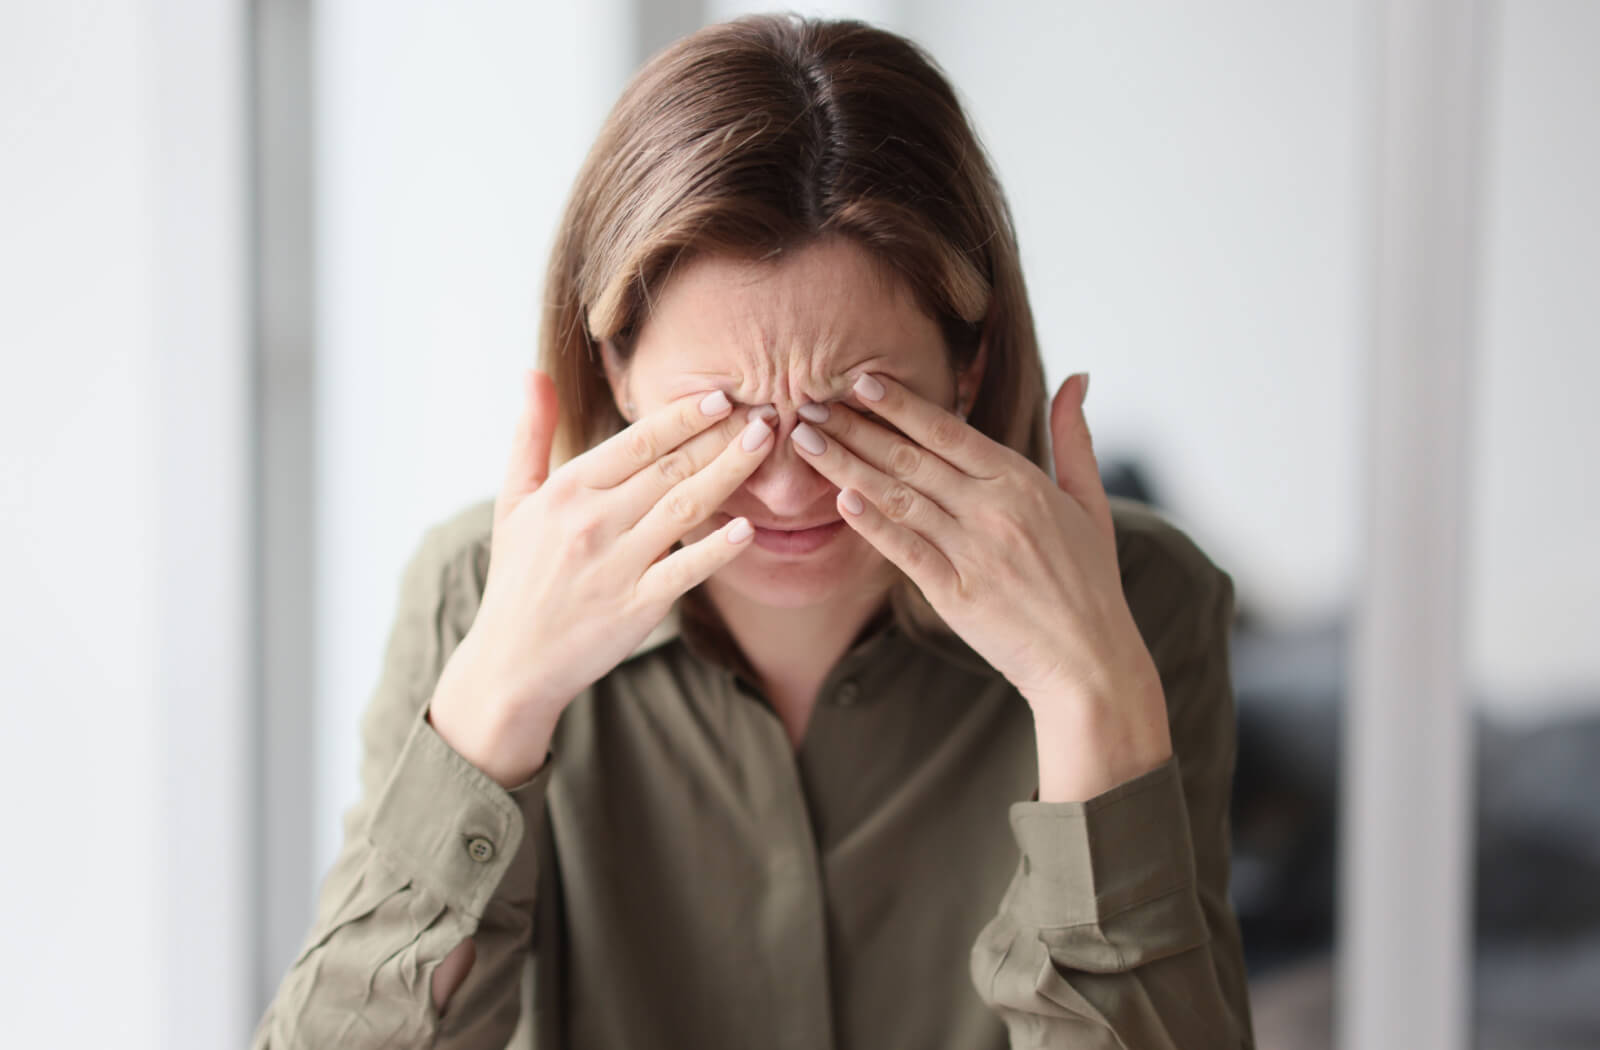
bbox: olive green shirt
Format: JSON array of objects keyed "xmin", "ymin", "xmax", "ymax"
[{"xmin": 251, "ymin": 494, "xmax": 1255, "ymax": 1048}]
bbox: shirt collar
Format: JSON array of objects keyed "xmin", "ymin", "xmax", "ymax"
[{"xmin": 617, "ymin": 586, "xmax": 996, "ymax": 688}]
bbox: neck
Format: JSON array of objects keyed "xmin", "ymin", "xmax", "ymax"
[{"xmin": 703, "ymin": 573, "xmax": 896, "ymax": 700}]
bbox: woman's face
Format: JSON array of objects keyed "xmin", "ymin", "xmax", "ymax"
[{"xmin": 603, "ymin": 235, "xmax": 981, "ymax": 610}]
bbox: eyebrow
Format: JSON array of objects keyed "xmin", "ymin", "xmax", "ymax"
[{"xmin": 670, "ymin": 357, "xmax": 900, "ymax": 401}]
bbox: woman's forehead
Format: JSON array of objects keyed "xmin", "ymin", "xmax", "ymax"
[{"xmin": 629, "ymin": 239, "xmax": 946, "ymax": 395}]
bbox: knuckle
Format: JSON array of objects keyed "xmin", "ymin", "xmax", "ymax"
[
  {"xmin": 880, "ymin": 483, "xmax": 916, "ymax": 522},
  {"xmin": 886, "ymin": 440, "xmax": 923, "ymax": 480},
  {"xmin": 619, "ymin": 587, "xmax": 654, "ymax": 622},
  {"xmin": 978, "ymin": 498, "xmax": 1024, "ymax": 535},
  {"xmin": 1023, "ymin": 479, "xmax": 1054, "ymax": 516},
  {"xmin": 624, "ymin": 428, "xmax": 656, "ymax": 465},
  {"xmin": 567, "ymin": 515, "xmax": 604, "ymax": 557},
  {"xmin": 655, "ymin": 451, "xmax": 691, "ymax": 485},
  {"xmin": 542, "ymin": 470, "xmax": 580, "ymax": 504},
  {"xmin": 927, "ymin": 414, "xmax": 965, "ymax": 452},
  {"xmin": 989, "ymin": 471, "xmax": 1027, "ymax": 508},
  {"xmin": 902, "ymin": 535, "xmax": 933, "ymax": 572},
  {"xmin": 994, "ymin": 511, "xmax": 1030, "ymax": 547},
  {"xmin": 655, "ymin": 556, "xmax": 692, "ymax": 595},
  {"xmin": 665, "ymin": 489, "xmax": 701, "ymax": 524}
]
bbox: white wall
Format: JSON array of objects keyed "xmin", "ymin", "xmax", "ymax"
[
  {"xmin": 1468, "ymin": 0, "xmax": 1600, "ymax": 715},
  {"xmin": 0, "ymin": 1, "xmax": 250, "ymax": 1047},
  {"xmin": 312, "ymin": 0, "xmax": 633, "ymax": 880},
  {"xmin": 0, "ymin": 8, "xmax": 161, "ymax": 1039}
]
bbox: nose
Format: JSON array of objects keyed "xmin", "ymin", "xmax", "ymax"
[{"xmin": 739, "ymin": 405, "xmax": 837, "ymax": 518}]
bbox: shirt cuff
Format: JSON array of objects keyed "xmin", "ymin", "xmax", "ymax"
[
  {"xmin": 366, "ymin": 701, "xmax": 555, "ymax": 919},
  {"xmin": 1006, "ymin": 757, "xmax": 1209, "ymax": 970}
]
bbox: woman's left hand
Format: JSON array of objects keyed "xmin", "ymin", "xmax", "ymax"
[{"xmin": 791, "ymin": 371, "xmax": 1172, "ymax": 801}]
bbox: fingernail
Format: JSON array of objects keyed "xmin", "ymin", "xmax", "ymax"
[
  {"xmin": 797, "ymin": 401, "xmax": 829, "ymax": 423},
  {"xmin": 701, "ymin": 390, "xmax": 731, "ymax": 416},
  {"xmin": 727, "ymin": 517, "xmax": 753, "ymax": 543},
  {"xmin": 791, "ymin": 421, "xmax": 826, "ymax": 455},
  {"xmin": 746, "ymin": 404, "xmax": 777, "ymax": 422},
  {"xmin": 1073, "ymin": 372, "xmax": 1090, "ymax": 407},
  {"xmin": 740, "ymin": 417, "xmax": 772, "ymax": 451},
  {"xmin": 853, "ymin": 373, "xmax": 885, "ymax": 402},
  {"xmin": 840, "ymin": 488, "xmax": 865, "ymax": 515}
]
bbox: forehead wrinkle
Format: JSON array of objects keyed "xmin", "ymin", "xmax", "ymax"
[
  {"xmin": 754, "ymin": 345, "xmax": 888, "ymax": 405},
  {"xmin": 646, "ymin": 284, "xmax": 912, "ymax": 398},
  {"xmin": 634, "ymin": 239, "xmax": 937, "ymax": 405},
  {"xmin": 699, "ymin": 310, "xmax": 869, "ymax": 404}
]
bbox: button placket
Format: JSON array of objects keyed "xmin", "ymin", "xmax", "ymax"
[
  {"xmin": 716, "ymin": 666, "xmax": 836, "ymax": 1050},
  {"xmin": 821, "ymin": 617, "xmax": 899, "ymax": 708}
]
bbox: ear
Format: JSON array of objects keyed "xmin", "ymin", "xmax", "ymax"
[
  {"xmin": 955, "ymin": 331, "xmax": 989, "ymax": 415},
  {"xmin": 598, "ymin": 338, "xmax": 632, "ymax": 420}
]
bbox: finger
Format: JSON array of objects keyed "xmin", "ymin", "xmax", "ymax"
[
  {"xmin": 579, "ymin": 388, "xmax": 734, "ymax": 489},
  {"xmin": 835, "ymin": 485, "xmax": 958, "ymax": 595},
  {"xmin": 622, "ymin": 414, "xmax": 775, "ymax": 561},
  {"xmin": 495, "ymin": 369, "xmax": 560, "ymax": 531},
  {"xmin": 605, "ymin": 409, "xmax": 759, "ymax": 528},
  {"xmin": 1049, "ymin": 372, "xmax": 1114, "ymax": 540},
  {"xmin": 787, "ymin": 417, "xmax": 963, "ymax": 549},
  {"xmin": 846, "ymin": 371, "xmax": 1007, "ymax": 480},
  {"xmin": 802, "ymin": 400, "xmax": 975, "ymax": 514},
  {"xmin": 635, "ymin": 515, "xmax": 756, "ymax": 606}
]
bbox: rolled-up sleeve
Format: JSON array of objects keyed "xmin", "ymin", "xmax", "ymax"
[
  {"xmin": 251, "ymin": 518, "xmax": 552, "ymax": 1049},
  {"xmin": 970, "ymin": 553, "xmax": 1255, "ymax": 1049}
]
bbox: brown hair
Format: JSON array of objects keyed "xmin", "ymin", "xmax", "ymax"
[{"xmin": 538, "ymin": 13, "xmax": 1049, "ymax": 640}]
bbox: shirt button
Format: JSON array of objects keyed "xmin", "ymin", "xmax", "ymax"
[
  {"xmin": 466, "ymin": 836, "xmax": 496, "ymax": 864},
  {"xmin": 834, "ymin": 679, "xmax": 861, "ymax": 706}
]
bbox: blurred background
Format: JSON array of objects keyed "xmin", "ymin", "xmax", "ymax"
[{"xmin": 2, "ymin": 1, "xmax": 1595, "ymax": 1047}]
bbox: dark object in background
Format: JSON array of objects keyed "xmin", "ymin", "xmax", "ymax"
[
  {"xmin": 1228, "ymin": 618, "xmax": 1343, "ymax": 976},
  {"xmin": 1099, "ymin": 454, "xmax": 1600, "ymax": 1041},
  {"xmin": 1098, "ymin": 457, "xmax": 1161, "ymax": 508},
  {"xmin": 1476, "ymin": 715, "xmax": 1600, "ymax": 939}
]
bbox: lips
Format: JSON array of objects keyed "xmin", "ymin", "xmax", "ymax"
[
  {"xmin": 744, "ymin": 517, "xmax": 847, "ymax": 555},
  {"xmin": 746, "ymin": 519, "xmax": 842, "ymax": 532}
]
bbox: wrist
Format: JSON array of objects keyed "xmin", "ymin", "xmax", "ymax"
[
  {"xmin": 429, "ymin": 634, "xmax": 560, "ymax": 789},
  {"xmin": 424, "ymin": 702, "xmax": 553, "ymax": 789},
  {"xmin": 1028, "ymin": 672, "xmax": 1171, "ymax": 803}
]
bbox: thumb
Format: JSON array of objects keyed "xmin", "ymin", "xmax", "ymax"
[
  {"xmin": 1049, "ymin": 372, "xmax": 1113, "ymax": 540},
  {"xmin": 496, "ymin": 369, "xmax": 560, "ymax": 530}
]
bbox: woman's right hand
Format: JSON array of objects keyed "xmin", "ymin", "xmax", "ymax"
[{"xmin": 427, "ymin": 369, "xmax": 773, "ymax": 787}]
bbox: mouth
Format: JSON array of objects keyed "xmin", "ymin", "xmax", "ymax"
[{"xmin": 721, "ymin": 514, "xmax": 847, "ymax": 555}]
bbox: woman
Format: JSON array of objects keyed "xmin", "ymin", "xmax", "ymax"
[{"xmin": 254, "ymin": 14, "xmax": 1254, "ymax": 1049}]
